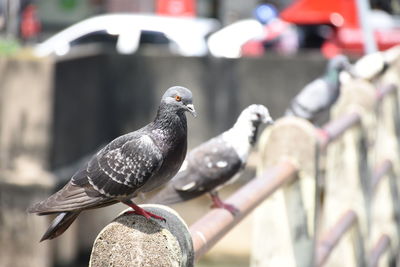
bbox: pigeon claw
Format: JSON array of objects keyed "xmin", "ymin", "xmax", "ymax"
[
  {"xmin": 211, "ymin": 202, "xmax": 240, "ymax": 216},
  {"xmin": 122, "ymin": 201, "xmax": 166, "ymax": 222},
  {"xmin": 209, "ymin": 193, "xmax": 239, "ymax": 216},
  {"xmin": 317, "ymin": 128, "xmax": 330, "ymax": 144},
  {"xmin": 124, "ymin": 209, "xmax": 166, "ymax": 221}
]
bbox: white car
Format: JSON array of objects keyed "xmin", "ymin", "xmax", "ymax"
[
  {"xmin": 207, "ymin": 19, "xmax": 265, "ymax": 58},
  {"xmin": 34, "ymin": 14, "xmax": 220, "ymax": 57}
]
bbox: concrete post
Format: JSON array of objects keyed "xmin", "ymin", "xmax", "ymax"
[
  {"xmin": 0, "ymin": 56, "xmax": 55, "ymax": 267},
  {"xmin": 321, "ymin": 79, "xmax": 376, "ymax": 267},
  {"xmin": 89, "ymin": 204, "xmax": 194, "ymax": 267},
  {"xmin": 251, "ymin": 116, "xmax": 318, "ymax": 267},
  {"xmin": 372, "ymin": 62, "xmax": 400, "ymax": 261}
]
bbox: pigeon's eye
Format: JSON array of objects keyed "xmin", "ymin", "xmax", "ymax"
[{"xmin": 175, "ymin": 95, "xmax": 182, "ymax": 102}]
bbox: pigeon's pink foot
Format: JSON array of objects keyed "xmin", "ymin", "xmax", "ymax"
[
  {"xmin": 123, "ymin": 201, "xmax": 166, "ymax": 222},
  {"xmin": 210, "ymin": 193, "xmax": 239, "ymax": 216},
  {"xmin": 211, "ymin": 202, "xmax": 239, "ymax": 215},
  {"xmin": 317, "ymin": 128, "xmax": 330, "ymax": 143}
]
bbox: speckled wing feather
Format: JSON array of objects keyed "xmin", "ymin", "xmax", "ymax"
[
  {"xmin": 29, "ymin": 133, "xmax": 163, "ymax": 214},
  {"xmin": 158, "ymin": 136, "xmax": 243, "ymax": 203}
]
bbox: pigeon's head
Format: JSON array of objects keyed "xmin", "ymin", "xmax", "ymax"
[
  {"xmin": 234, "ymin": 104, "xmax": 273, "ymax": 146},
  {"xmin": 161, "ymin": 86, "xmax": 197, "ymax": 117},
  {"xmin": 327, "ymin": 55, "xmax": 353, "ymax": 73},
  {"xmin": 240, "ymin": 104, "xmax": 274, "ymax": 125}
]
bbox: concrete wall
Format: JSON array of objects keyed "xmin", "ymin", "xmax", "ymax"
[
  {"xmin": 0, "ymin": 56, "xmax": 55, "ymax": 267},
  {"xmin": 50, "ymin": 52, "xmax": 326, "ymax": 170}
]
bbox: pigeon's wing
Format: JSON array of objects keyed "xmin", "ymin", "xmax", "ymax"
[
  {"xmin": 287, "ymin": 78, "xmax": 332, "ymax": 120},
  {"xmin": 81, "ymin": 134, "xmax": 164, "ymax": 196},
  {"xmin": 27, "ymin": 179, "xmax": 117, "ymax": 215},
  {"xmin": 29, "ymin": 134, "xmax": 163, "ymax": 214},
  {"xmin": 173, "ymin": 136, "xmax": 243, "ymax": 194},
  {"xmin": 149, "ymin": 167, "xmax": 206, "ymax": 204}
]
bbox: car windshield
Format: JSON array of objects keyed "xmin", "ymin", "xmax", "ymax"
[
  {"xmin": 71, "ymin": 30, "xmax": 118, "ymax": 46},
  {"xmin": 139, "ymin": 30, "xmax": 170, "ymax": 45},
  {"xmin": 70, "ymin": 30, "xmax": 170, "ymax": 49}
]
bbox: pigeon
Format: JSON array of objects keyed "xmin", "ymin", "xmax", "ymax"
[
  {"xmin": 150, "ymin": 104, "xmax": 273, "ymax": 214},
  {"xmin": 28, "ymin": 86, "xmax": 196, "ymax": 241},
  {"xmin": 285, "ymin": 55, "xmax": 354, "ymax": 122}
]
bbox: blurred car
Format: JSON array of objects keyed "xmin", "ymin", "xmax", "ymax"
[
  {"xmin": 207, "ymin": 19, "xmax": 265, "ymax": 58},
  {"xmin": 34, "ymin": 14, "xmax": 220, "ymax": 57},
  {"xmin": 207, "ymin": 4, "xmax": 300, "ymax": 58}
]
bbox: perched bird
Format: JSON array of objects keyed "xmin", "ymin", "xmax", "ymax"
[
  {"xmin": 285, "ymin": 55, "xmax": 353, "ymax": 122},
  {"xmin": 28, "ymin": 86, "xmax": 196, "ymax": 241},
  {"xmin": 150, "ymin": 104, "xmax": 273, "ymax": 214}
]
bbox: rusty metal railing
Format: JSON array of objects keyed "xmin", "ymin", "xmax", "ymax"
[
  {"xmin": 189, "ymin": 160, "xmax": 297, "ymax": 261},
  {"xmin": 318, "ymin": 112, "xmax": 361, "ymax": 148},
  {"xmin": 313, "ymin": 158, "xmax": 395, "ymax": 266},
  {"xmin": 371, "ymin": 159, "xmax": 393, "ymax": 195},
  {"xmin": 376, "ymin": 84, "xmax": 397, "ymax": 102},
  {"xmin": 188, "ymin": 84, "xmax": 399, "ymax": 264},
  {"xmin": 315, "ymin": 210, "xmax": 358, "ymax": 266},
  {"xmin": 189, "ymin": 109, "xmax": 366, "ymax": 263},
  {"xmin": 369, "ymin": 234, "xmax": 391, "ymax": 267}
]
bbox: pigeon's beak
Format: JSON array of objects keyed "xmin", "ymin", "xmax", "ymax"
[{"xmin": 185, "ymin": 104, "xmax": 197, "ymax": 117}]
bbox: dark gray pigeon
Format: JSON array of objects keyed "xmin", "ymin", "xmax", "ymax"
[
  {"xmin": 150, "ymin": 104, "xmax": 273, "ymax": 214},
  {"xmin": 285, "ymin": 55, "xmax": 353, "ymax": 122},
  {"xmin": 28, "ymin": 86, "xmax": 196, "ymax": 241}
]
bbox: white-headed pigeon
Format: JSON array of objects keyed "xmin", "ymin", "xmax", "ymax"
[{"xmin": 150, "ymin": 104, "xmax": 273, "ymax": 215}]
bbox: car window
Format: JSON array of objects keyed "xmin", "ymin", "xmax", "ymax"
[
  {"xmin": 71, "ymin": 30, "xmax": 118, "ymax": 46},
  {"xmin": 139, "ymin": 30, "xmax": 170, "ymax": 45}
]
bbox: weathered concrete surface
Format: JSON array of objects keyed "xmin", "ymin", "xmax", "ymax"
[
  {"xmin": 251, "ymin": 117, "xmax": 317, "ymax": 267},
  {"xmin": 0, "ymin": 56, "xmax": 54, "ymax": 173},
  {"xmin": 90, "ymin": 205, "xmax": 193, "ymax": 267},
  {"xmin": 0, "ymin": 181, "xmax": 53, "ymax": 267},
  {"xmin": 321, "ymin": 79, "xmax": 376, "ymax": 267},
  {"xmin": 0, "ymin": 56, "xmax": 56, "ymax": 267}
]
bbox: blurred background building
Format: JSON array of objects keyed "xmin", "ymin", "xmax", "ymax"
[{"xmin": 1, "ymin": 0, "xmax": 400, "ymax": 56}]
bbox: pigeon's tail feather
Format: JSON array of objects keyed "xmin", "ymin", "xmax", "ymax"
[
  {"xmin": 27, "ymin": 201, "xmax": 52, "ymax": 215},
  {"xmin": 40, "ymin": 211, "xmax": 80, "ymax": 242}
]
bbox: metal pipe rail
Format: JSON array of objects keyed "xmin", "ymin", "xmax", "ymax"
[
  {"xmin": 189, "ymin": 111, "xmax": 375, "ymax": 262},
  {"xmin": 369, "ymin": 234, "xmax": 391, "ymax": 267},
  {"xmin": 318, "ymin": 112, "xmax": 361, "ymax": 149},
  {"xmin": 315, "ymin": 210, "xmax": 358, "ymax": 266},
  {"xmin": 376, "ymin": 84, "xmax": 397, "ymax": 102},
  {"xmin": 189, "ymin": 160, "xmax": 297, "ymax": 261},
  {"xmin": 318, "ymin": 83, "xmax": 397, "ymax": 149},
  {"xmin": 188, "ymin": 84, "xmax": 398, "ymax": 262},
  {"xmin": 371, "ymin": 159, "xmax": 393, "ymax": 195}
]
